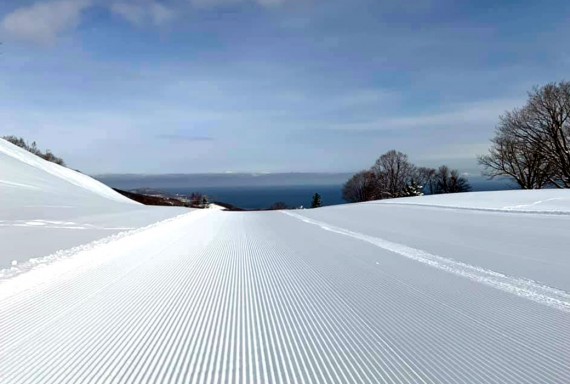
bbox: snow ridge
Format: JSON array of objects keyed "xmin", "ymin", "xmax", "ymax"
[
  {"xmin": 284, "ymin": 211, "xmax": 570, "ymax": 313},
  {"xmin": 0, "ymin": 211, "xmax": 201, "ymax": 291},
  {"xmin": 374, "ymin": 201, "xmax": 570, "ymax": 215},
  {"xmin": 0, "ymin": 138, "xmax": 135, "ymax": 204}
]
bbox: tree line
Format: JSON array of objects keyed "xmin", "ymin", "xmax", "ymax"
[
  {"xmin": 342, "ymin": 150, "xmax": 471, "ymax": 203},
  {"xmin": 478, "ymin": 81, "xmax": 570, "ymax": 189},
  {"xmin": 2, "ymin": 135, "xmax": 66, "ymax": 166}
]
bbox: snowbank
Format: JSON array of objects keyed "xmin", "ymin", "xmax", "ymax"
[
  {"xmin": 0, "ymin": 138, "xmax": 188, "ymax": 268},
  {"xmin": 0, "ymin": 138, "xmax": 138, "ymax": 204},
  {"xmin": 375, "ymin": 189, "xmax": 570, "ymax": 214}
]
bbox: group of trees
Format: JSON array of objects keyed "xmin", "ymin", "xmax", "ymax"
[
  {"xmin": 479, "ymin": 81, "xmax": 570, "ymax": 189},
  {"xmin": 2, "ymin": 136, "xmax": 66, "ymax": 166},
  {"xmin": 189, "ymin": 192, "xmax": 209, "ymax": 208},
  {"xmin": 342, "ymin": 150, "xmax": 471, "ymax": 203},
  {"xmin": 269, "ymin": 202, "xmax": 289, "ymax": 210},
  {"xmin": 269, "ymin": 193, "xmax": 322, "ymax": 210}
]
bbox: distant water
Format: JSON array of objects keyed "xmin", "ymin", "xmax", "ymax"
[
  {"xmin": 164, "ymin": 185, "xmax": 343, "ymax": 210},
  {"xmin": 97, "ymin": 173, "xmax": 517, "ymax": 210},
  {"xmin": 164, "ymin": 179, "xmax": 516, "ymax": 210}
]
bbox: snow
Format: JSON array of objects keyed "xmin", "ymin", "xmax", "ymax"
[
  {"xmin": 0, "ymin": 138, "xmax": 189, "ymax": 268},
  {"xmin": 208, "ymin": 203, "xmax": 226, "ymax": 211},
  {"xmin": 376, "ymin": 189, "xmax": 570, "ymax": 214},
  {"xmin": 1, "ymin": 141, "xmax": 570, "ymax": 382},
  {"xmin": 0, "ymin": 139, "xmax": 134, "ymax": 204}
]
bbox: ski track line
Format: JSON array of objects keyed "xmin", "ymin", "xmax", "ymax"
[
  {"xmin": 0, "ymin": 179, "xmax": 41, "ymax": 190},
  {"xmin": 245, "ymin": 225, "xmax": 432, "ymax": 384},
  {"xmin": 254, "ymin": 215, "xmax": 570, "ymax": 384},
  {"xmin": 283, "ymin": 211, "xmax": 570, "ymax": 313},
  {"xmin": 270, "ymin": 210, "xmax": 569, "ymax": 382},
  {"xmin": 372, "ymin": 201, "xmax": 570, "ymax": 216},
  {"xmin": 0, "ymin": 211, "xmax": 211, "ymax": 351},
  {"xmin": 1, "ymin": 213, "xmax": 223, "ymax": 383},
  {"xmin": 2, "ymin": 212, "xmax": 438, "ymax": 383},
  {"xmin": 257, "ymin": 222, "xmax": 488, "ymax": 384},
  {"xmin": 241, "ymin": 217, "xmax": 429, "ymax": 384},
  {"xmin": 0, "ymin": 210, "xmax": 203, "ymax": 284},
  {"xmin": 3, "ymin": 211, "xmax": 570, "ymax": 383}
]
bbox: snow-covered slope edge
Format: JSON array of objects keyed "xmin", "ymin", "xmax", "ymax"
[
  {"xmin": 0, "ymin": 138, "xmax": 190, "ymax": 268},
  {"xmin": 0, "ymin": 210, "xmax": 205, "ymax": 298},
  {"xmin": 285, "ymin": 211, "xmax": 570, "ymax": 312},
  {"xmin": 375, "ymin": 189, "xmax": 570, "ymax": 214},
  {"xmin": 0, "ymin": 138, "xmax": 136, "ymax": 204}
]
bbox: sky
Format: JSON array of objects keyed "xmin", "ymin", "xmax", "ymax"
[{"xmin": 1, "ymin": 0, "xmax": 569, "ymax": 175}]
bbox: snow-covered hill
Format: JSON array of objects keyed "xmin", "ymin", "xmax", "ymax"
[
  {"xmin": 1, "ymin": 139, "xmax": 569, "ymax": 383},
  {"xmin": 377, "ymin": 189, "xmax": 570, "ymax": 214},
  {"xmin": 0, "ymin": 138, "xmax": 189, "ymax": 268},
  {"xmin": 0, "ymin": 138, "xmax": 136, "ymax": 205}
]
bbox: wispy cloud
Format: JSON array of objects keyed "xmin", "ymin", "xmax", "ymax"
[
  {"xmin": 2, "ymin": 1, "xmax": 569, "ymax": 173},
  {"xmin": 1, "ymin": 0, "xmax": 91, "ymax": 45},
  {"xmin": 157, "ymin": 133, "xmax": 215, "ymax": 142},
  {"xmin": 189, "ymin": 0, "xmax": 287, "ymax": 8},
  {"xmin": 1, "ymin": 0, "xmax": 294, "ymax": 45},
  {"xmin": 325, "ymin": 98, "xmax": 524, "ymax": 133},
  {"xmin": 111, "ymin": 1, "xmax": 176, "ymax": 26}
]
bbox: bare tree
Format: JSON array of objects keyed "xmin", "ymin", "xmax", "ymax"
[
  {"xmin": 343, "ymin": 151, "xmax": 471, "ymax": 202},
  {"xmin": 372, "ymin": 150, "xmax": 417, "ymax": 198},
  {"xmin": 342, "ymin": 170, "xmax": 377, "ymax": 203},
  {"xmin": 417, "ymin": 167, "xmax": 437, "ymax": 194},
  {"xmin": 519, "ymin": 82, "xmax": 570, "ymax": 187},
  {"xmin": 478, "ymin": 108, "xmax": 552, "ymax": 189},
  {"xmin": 480, "ymin": 82, "xmax": 570, "ymax": 188},
  {"xmin": 434, "ymin": 166, "xmax": 471, "ymax": 193}
]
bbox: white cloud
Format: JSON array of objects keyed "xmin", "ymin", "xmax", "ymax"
[
  {"xmin": 1, "ymin": 0, "xmax": 291, "ymax": 45},
  {"xmin": 327, "ymin": 98, "xmax": 524, "ymax": 132},
  {"xmin": 1, "ymin": 0, "xmax": 92, "ymax": 45},
  {"xmin": 111, "ymin": 1, "xmax": 176, "ymax": 26},
  {"xmin": 189, "ymin": 0, "xmax": 286, "ymax": 8}
]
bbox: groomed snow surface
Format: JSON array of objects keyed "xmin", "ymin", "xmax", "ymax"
[
  {"xmin": 0, "ymin": 139, "xmax": 189, "ymax": 269},
  {"xmin": 1, "ymin": 139, "xmax": 570, "ymax": 383}
]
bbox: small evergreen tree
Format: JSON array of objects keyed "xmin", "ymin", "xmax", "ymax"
[
  {"xmin": 402, "ymin": 180, "xmax": 424, "ymax": 197},
  {"xmin": 311, "ymin": 193, "xmax": 322, "ymax": 208}
]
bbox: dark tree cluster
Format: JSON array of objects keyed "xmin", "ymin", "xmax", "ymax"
[
  {"xmin": 269, "ymin": 202, "xmax": 289, "ymax": 210},
  {"xmin": 311, "ymin": 193, "xmax": 322, "ymax": 208},
  {"xmin": 479, "ymin": 81, "xmax": 570, "ymax": 189},
  {"xmin": 189, "ymin": 193, "xmax": 209, "ymax": 208},
  {"xmin": 2, "ymin": 136, "xmax": 66, "ymax": 166},
  {"xmin": 342, "ymin": 150, "xmax": 471, "ymax": 203}
]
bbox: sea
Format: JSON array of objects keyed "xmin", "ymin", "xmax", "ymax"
[
  {"xmin": 97, "ymin": 173, "xmax": 517, "ymax": 210},
  {"xmin": 164, "ymin": 185, "xmax": 343, "ymax": 210}
]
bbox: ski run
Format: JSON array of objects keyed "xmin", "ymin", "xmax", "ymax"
[{"xmin": 1, "ymin": 138, "xmax": 570, "ymax": 383}]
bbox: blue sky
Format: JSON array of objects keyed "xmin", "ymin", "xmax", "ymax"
[{"xmin": 1, "ymin": 0, "xmax": 569, "ymax": 175}]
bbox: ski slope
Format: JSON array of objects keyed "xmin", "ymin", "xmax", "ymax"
[
  {"xmin": 0, "ymin": 138, "xmax": 189, "ymax": 269},
  {"xmin": 1, "ymin": 140, "xmax": 570, "ymax": 383},
  {"xmin": 377, "ymin": 189, "xmax": 570, "ymax": 214}
]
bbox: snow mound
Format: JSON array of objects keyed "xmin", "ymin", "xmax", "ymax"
[
  {"xmin": 0, "ymin": 138, "xmax": 136, "ymax": 204},
  {"xmin": 375, "ymin": 189, "xmax": 570, "ymax": 214},
  {"xmin": 0, "ymin": 138, "xmax": 189, "ymax": 268}
]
